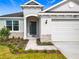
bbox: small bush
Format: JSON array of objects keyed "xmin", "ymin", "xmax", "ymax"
[
  {"xmin": 0, "ymin": 27, "xmax": 10, "ymax": 41},
  {"xmin": 43, "ymin": 50, "xmax": 47, "ymax": 53},
  {"xmin": 8, "ymin": 44, "xmax": 18, "ymax": 54},
  {"xmin": 27, "ymin": 49, "xmax": 34, "ymax": 53},
  {"xmin": 18, "ymin": 48, "xmax": 25, "ymax": 53}
]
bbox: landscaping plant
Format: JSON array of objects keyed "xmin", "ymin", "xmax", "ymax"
[{"xmin": 0, "ymin": 27, "xmax": 10, "ymax": 41}]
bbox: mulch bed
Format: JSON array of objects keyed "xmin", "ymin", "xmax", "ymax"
[
  {"xmin": 0, "ymin": 38, "xmax": 63, "ymax": 55},
  {"xmin": 0, "ymin": 37, "xmax": 29, "ymax": 54},
  {"xmin": 14, "ymin": 50, "xmax": 62, "ymax": 54},
  {"xmin": 37, "ymin": 39, "xmax": 53, "ymax": 45}
]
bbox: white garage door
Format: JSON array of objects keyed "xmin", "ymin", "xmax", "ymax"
[{"xmin": 51, "ymin": 20, "xmax": 79, "ymax": 41}]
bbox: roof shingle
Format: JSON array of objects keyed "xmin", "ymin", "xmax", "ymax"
[{"xmin": 0, "ymin": 12, "xmax": 23, "ymax": 17}]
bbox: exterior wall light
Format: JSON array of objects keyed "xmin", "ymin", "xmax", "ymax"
[
  {"xmin": 45, "ymin": 20, "xmax": 48, "ymax": 24},
  {"xmin": 73, "ymin": 15, "xmax": 77, "ymax": 18}
]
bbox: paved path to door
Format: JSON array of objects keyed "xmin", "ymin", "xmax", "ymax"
[
  {"xmin": 53, "ymin": 41, "xmax": 79, "ymax": 59},
  {"xmin": 25, "ymin": 39, "xmax": 57, "ymax": 50}
]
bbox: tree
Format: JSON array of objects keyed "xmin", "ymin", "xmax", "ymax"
[{"xmin": 0, "ymin": 27, "xmax": 10, "ymax": 41}]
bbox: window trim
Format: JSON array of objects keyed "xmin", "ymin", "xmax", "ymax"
[{"xmin": 6, "ymin": 20, "xmax": 20, "ymax": 32}]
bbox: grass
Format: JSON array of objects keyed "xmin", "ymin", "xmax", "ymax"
[{"xmin": 0, "ymin": 45, "xmax": 67, "ymax": 59}]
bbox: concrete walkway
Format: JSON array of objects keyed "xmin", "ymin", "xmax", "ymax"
[
  {"xmin": 25, "ymin": 39, "xmax": 57, "ymax": 50},
  {"xmin": 53, "ymin": 41, "xmax": 79, "ymax": 59}
]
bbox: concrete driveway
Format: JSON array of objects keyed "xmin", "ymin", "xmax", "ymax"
[{"xmin": 53, "ymin": 41, "xmax": 79, "ymax": 59}]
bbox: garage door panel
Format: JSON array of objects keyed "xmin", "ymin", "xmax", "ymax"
[{"xmin": 51, "ymin": 21, "xmax": 79, "ymax": 41}]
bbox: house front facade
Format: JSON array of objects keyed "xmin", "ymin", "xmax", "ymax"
[{"xmin": 0, "ymin": 0, "xmax": 79, "ymax": 42}]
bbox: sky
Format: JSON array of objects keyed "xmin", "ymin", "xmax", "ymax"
[{"xmin": 0, "ymin": 0, "xmax": 62, "ymax": 16}]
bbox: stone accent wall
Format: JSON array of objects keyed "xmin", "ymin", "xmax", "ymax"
[
  {"xmin": 9, "ymin": 32, "xmax": 24, "ymax": 38},
  {"xmin": 40, "ymin": 34, "xmax": 51, "ymax": 42}
]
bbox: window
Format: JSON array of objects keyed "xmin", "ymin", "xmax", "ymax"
[
  {"xmin": 6, "ymin": 20, "xmax": 19, "ymax": 31},
  {"xmin": 13, "ymin": 21, "xmax": 19, "ymax": 31},
  {"xmin": 6, "ymin": 21, "xmax": 12, "ymax": 30}
]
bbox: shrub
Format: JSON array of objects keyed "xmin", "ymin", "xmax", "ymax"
[
  {"xmin": 0, "ymin": 27, "xmax": 10, "ymax": 41},
  {"xmin": 0, "ymin": 35, "xmax": 29, "ymax": 54},
  {"xmin": 8, "ymin": 44, "xmax": 18, "ymax": 54},
  {"xmin": 17, "ymin": 48, "xmax": 25, "ymax": 53},
  {"xmin": 43, "ymin": 50, "xmax": 47, "ymax": 53},
  {"xmin": 6, "ymin": 38, "xmax": 29, "ymax": 54},
  {"xmin": 27, "ymin": 49, "xmax": 34, "ymax": 53}
]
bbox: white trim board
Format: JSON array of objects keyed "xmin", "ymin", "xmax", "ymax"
[
  {"xmin": 0, "ymin": 17, "xmax": 23, "ymax": 19},
  {"xmin": 38, "ymin": 13, "xmax": 79, "ymax": 15}
]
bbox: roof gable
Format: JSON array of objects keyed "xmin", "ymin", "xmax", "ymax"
[
  {"xmin": 42, "ymin": 0, "xmax": 79, "ymax": 12},
  {"xmin": 26, "ymin": 1, "xmax": 39, "ymax": 5},
  {"xmin": 42, "ymin": 0, "xmax": 67, "ymax": 12},
  {"xmin": 24, "ymin": 0, "xmax": 43, "ymax": 6},
  {"xmin": 49, "ymin": 1, "xmax": 79, "ymax": 12},
  {"xmin": 21, "ymin": 0, "xmax": 44, "ymax": 8}
]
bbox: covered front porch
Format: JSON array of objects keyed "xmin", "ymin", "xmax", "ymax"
[{"xmin": 24, "ymin": 15, "xmax": 40, "ymax": 39}]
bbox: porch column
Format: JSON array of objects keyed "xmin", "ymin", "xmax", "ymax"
[{"xmin": 24, "ymin": 17, "xmax": 27, "ymax": 39}]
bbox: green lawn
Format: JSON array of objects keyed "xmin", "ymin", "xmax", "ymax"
[{"xmin": 0, "ymin": 45, "xmax": 66, "ymax": 59}]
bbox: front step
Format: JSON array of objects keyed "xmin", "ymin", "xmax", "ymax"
[
  {"xmin": 25, "ymin": 39, "xmax": 57, "ymax": 50},
  {"xmin": 25, "ymin": 45, "xmax": 57, "ymax": 50}
]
